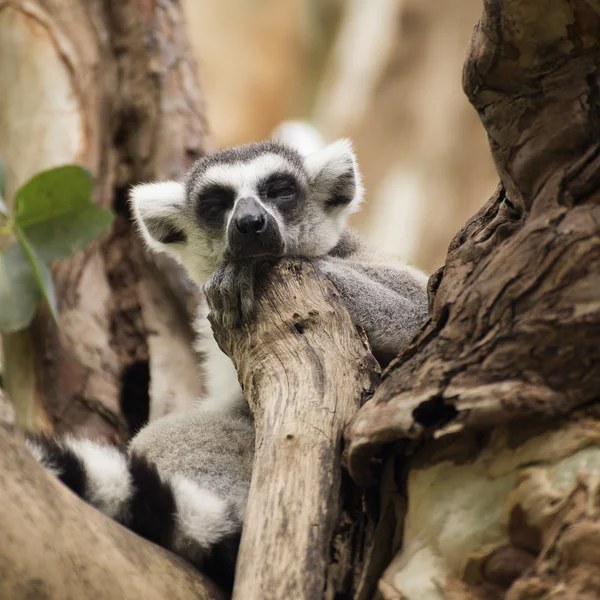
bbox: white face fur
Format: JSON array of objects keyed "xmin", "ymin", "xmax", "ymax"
[{"xmin": 129, "ymin": 139, "xmax": 363, "ymax": 285}]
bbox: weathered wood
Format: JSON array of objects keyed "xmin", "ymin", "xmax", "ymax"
[
  {"xmin": 0, "ymin": 424, "xmax": 224, "ymax": 600},
  {"xmin": 347, "ymin": 0, "xmax": 600, "ymax": 485},
  {"xmin": 0, "ymin": 0, "xmax": 206, "ymax": 440},
  {"xmin": 343, "ymin": 1, "xmax": 600, "ymax": 598},
  {"xmin": 209, "ymin": 260, "xmax": 380, "ymax": 600}
]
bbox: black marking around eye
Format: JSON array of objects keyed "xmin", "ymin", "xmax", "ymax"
[
  {"xmin": 326, "ymin": 169, "xmax": 356, "ymax": 208},
  {"xmin": 197, "ymin": 185, "xmax": 236, "ymax": 229},
  {"xmin": 259, "ymin": 172, "xmax": 299, "ymax": 200}
]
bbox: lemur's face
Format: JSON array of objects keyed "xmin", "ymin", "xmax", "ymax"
[{"xmin": 130, "ymin": 140, "xmax": 362, "ymax": 284}]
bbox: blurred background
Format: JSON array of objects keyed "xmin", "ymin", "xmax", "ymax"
[{"xmin": 182, "ymin": 0, "xmax": 498, "ymax": 274}]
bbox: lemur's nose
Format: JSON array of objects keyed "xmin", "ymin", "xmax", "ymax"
[
  {"xmin": 233, "ymin": 198, "xmax": 267, "ymax": 234},
  {"xmin": 235, "ymin": 213, "xmax": 266, "ymax": 234},
  {"xmin": 227, "ymin": 196, "xmax": 283, "ymax": 259}
]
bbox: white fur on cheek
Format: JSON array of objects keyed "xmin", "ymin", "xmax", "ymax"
[
  {"xmin": 131, "ymin": 180, "xmax": 230, "ymax": 285},
  {"xmin": 64, "ymin": 438, "xmax": 132, "ymax": 519}
]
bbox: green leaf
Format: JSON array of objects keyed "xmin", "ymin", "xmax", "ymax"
[
  {"xmin": 13, "ymin": 225, "xmax": 58, "ymax": 325},
  {"xmin": 0, "ymin": 243, "xmax": 42, "ymax": 333},
  {"xmin": 23, "ymin": 205, "xmax": 114, "ymax": 263},
  {"xmin": 13, "ymin": 164, "xmax": 114, "ymax": 262},
  {"xmin": 14, "ymin": 165, "xmax": 93, "ymax": 228}
]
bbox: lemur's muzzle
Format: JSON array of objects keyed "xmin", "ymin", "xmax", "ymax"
[{"xmin": 227, "ymin": 196, "xmax": 284, "ymax": 260}]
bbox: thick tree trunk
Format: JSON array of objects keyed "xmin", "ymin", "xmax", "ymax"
[
  {"xmin": 345, "ymin": 1, "xmax": 600, "ymax": 598},
  {"xmin": 0, "ymin": 0, "xmax": 207, "ymax": 440},
  {"xmin": 0, "ymin": 258, "xmax": 380, "ymax": 599}
]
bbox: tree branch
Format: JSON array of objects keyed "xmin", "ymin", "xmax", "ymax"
[
  {"xmin": 0, "ymin": 424, "xmax": 224, "ymax": 600},
  {"xmin": 209, "ymin": 260, "xmax": 380, "ymax": 600}
]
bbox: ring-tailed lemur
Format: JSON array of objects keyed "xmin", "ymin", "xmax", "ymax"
[{"xmin": 26, "ymin": 139, "xmax": 428, "ymax": 591}]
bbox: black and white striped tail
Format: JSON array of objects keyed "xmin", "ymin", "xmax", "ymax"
[{"xmin": 25, "ymin": 434, "xmax": 240, "ymax": 591}]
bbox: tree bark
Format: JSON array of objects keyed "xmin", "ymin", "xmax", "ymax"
[
  {"xmin": 0, "ymin": 422, "xmax": 224, "ymax": 600},
  {"xmin": 0, "ymin": 0, "xmax": 207, "ymax": 440},
  {"xmin": 345, "ymin": 1, "xmax": 600, "ymax": 598},
  {"xmin": 209, "ymin": 260, "xmax": 380, "ymax": 600}
]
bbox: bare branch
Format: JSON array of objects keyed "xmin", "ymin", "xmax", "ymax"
[{"xmin": 210, "ymin": 260, "xmax": 380, "ymax": 600}]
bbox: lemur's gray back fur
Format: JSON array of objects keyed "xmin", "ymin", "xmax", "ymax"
[{"xmin": 26, "ymin": 138, "xmax": 428, "ymax": 593}]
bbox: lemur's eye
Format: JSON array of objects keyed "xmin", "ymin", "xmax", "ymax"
[
  {"xmin": 268, "ymin": 186, "xmax": 295, "ymax": 199},
  {"xmin": 197, "ymin": 185, "xmax": 235, "ymax": 228},
  {"xmin": 264, "ymin": 176, "xmax": 297, "ymax": 201}
]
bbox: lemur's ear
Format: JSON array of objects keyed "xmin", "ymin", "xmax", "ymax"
[
  {"xmin": 129, "ymin": 181, "xmax": 187, "ymax": 253},
  {"xmin": 304, "ymin": 139, "xmax": 363, "ymax": 214}
]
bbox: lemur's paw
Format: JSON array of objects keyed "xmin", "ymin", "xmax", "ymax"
[{"xmin": 203, "ymin": 262, "xmax": 255, "ymax": 329}]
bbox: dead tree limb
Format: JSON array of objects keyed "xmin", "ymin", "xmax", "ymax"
[
  {"xmin": 343, "ymin": 0, "xmax": 600, "ymax": 598},
  {"xmin": 0, "ymin": 424, "xmax": 224, "ymax": 600},
  {"xmin": 209, "ymin": 260, "xmax": 380, "ymax": 600}
]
